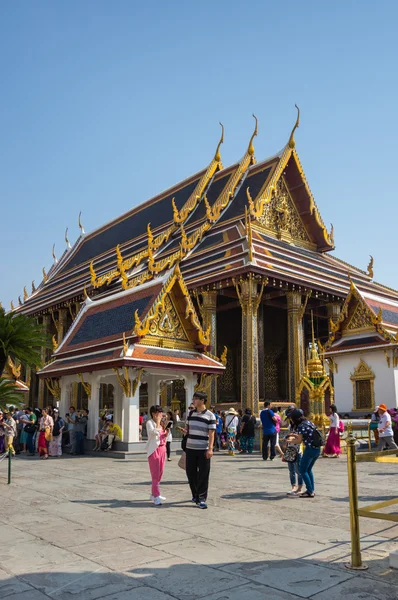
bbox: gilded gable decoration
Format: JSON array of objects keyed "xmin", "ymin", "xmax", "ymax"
[
  {"xmin": 255, "ymin": 178, "xmax": 310, "ymax": 243},
  {"xmin": 147, "ymin": 294, "xmax": 189, "ymax": 342},
  {"xmin": 346, "ymin": 302, "xmax": 373, "ymax": 331}
]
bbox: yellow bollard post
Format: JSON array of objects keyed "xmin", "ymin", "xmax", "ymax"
[{"xmin": 345, "ymin": 422, "xmax": 368, "ymax": 570}]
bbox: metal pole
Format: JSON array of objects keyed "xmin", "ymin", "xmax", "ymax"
[
  {"xmin": 7, "ymin": 447, "xmax": 12, "ymax": 485},
  {"xmin": 345, "ymin": 422, "xmax": 367, "ymax": 570}
]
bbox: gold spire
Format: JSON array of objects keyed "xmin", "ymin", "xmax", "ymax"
[
  {"xmin": 306, "ymin": 310, "xmax": 325, "ymax": 378},
  {"xmin": 247, "ymin": 114, "xmax": 258, "ymax": 157},
  {"xmin": 367, "ymin": 255, "xmax": 374, "ymax": 279},
  {"xmin": 52, "ymin": 244, "xmax": 57, "ymax": 263},
  {"xmin": 65, "ymin": 227, "xmax": 71, "ymax": 249},
  {"xmin": 288, "ymin": 104, "xmax": 300, "ymax": 149},
  {"xmin": 214, "ymin": 122, "xmax": 224, "ymax": 162},
  {"xmin": 42, "ymin": 267, "xmax": 48, "ymax": 283},
  {"xmin": 10, "ymin": 300, "xmax": 15, "ymax": 311},
  {"xmin": 78, "ymin": 211, "xmax": 85, "ymax": 234},
  {"xmin": 31, "ymin": 280, "xmax": 36, "ymax": 294},
  {"xmin": 23, "ymin": 286, "xmax": 28, "ymax": 301}
]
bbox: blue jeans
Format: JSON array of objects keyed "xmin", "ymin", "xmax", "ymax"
[
  {"xmin": 288, "ymin": 454, "xmax": 303, "ymax": 487},
  {"xmin": 299, "ymin": 446, "xmax": 320, "ymax": 495},
  {"xmin": 27, "ymin": 432, "xmax": 35, "ymax": 454}
]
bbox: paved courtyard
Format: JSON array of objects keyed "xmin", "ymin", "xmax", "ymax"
[{"xmin": 1, "ymin": 450, "xmax": 398, "ymax": 600}]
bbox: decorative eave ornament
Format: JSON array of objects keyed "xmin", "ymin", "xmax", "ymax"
[
  {"xmin": 78, "ymin": 211, "xmax": 85, "ymax": 235},
  {"xmin": 52, "ymin": 244, "xmax": 58, "ymax": 264},
  {"xmin": 65, "ymin": 227, "xmax": 72, "ymax": 249},
  {"xmin": 367, "ymin": 255, "xmax": 374, "ymax": 279},
  {"xmin": 288, "ymin": 104, "xmax": 300, "ymax": 149}
]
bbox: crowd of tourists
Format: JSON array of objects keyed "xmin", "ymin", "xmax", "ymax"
[
  {"xmin": 2, "ymin": 393, "xmax": 397, "ymax": 509},
  {"xmin": 145, "ymin": 394, "xmax": 398, "ymax": 507}
]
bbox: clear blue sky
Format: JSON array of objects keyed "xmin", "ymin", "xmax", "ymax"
[{"xmin": 1, "ymin": 1, "xmax": 397, "ymax": 308}]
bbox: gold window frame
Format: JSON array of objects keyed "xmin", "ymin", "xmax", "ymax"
[{"xmin": 350, "ymin": 359, "xmax": 375, "ymax": 412}]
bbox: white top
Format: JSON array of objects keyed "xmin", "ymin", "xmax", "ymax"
[
  {"xmin": 146, "ymin": 419, "xmax": 161, "ymax": 457},
  {"xmin": 225, "ymin": 415, "xmax": 239, "ymax": 431},
  {"xmin": 378, "ymin": 413, "xmax": 393, "ymax": 437},
  {"xmin": 166, "ymin": 421, "xmax": 173, "ymax": 442},
  {"xmin": 330, "ymin": 413, "xmax": 340, "ymax": 429}
]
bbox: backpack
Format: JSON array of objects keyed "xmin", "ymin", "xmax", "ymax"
[{"xmin": 310, "ymin": 424, "xmax": 326, "ymax": 447}]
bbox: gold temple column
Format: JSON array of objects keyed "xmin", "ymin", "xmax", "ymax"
[
  {"xmin": 286, "ymin": 292, "xmax": 306, "ymax": 403},
  {"xmin": 201, "ymin": 290, "xmax": 218, "ymax": 405},
  {"xmin": 38, "ymin": 314, "xmax": 51, "ymax": 408},
  {"xmin": 327, "ymin": 302, "xmax": 341, "ymax": 325},
  {"xmin": 234, "ymin": 274, "xmax": 266, "ymax": 414}
]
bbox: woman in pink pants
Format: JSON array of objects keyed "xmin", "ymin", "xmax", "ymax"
[{"xmin": 146, "ymin": 405, "xmax": 169, "ymax": 506}]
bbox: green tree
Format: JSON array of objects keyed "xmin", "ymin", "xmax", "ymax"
[
  {"xmin": 0, "ymin": 308, "xmax": 51, "ymax": 375},
  {"xmin": 0, "ymin": 379, "xmax": 25, "ymax": 410}
]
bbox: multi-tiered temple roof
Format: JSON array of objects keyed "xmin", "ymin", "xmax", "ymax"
[{"xmin": 18, "ymin": 110, "xmax": 398, "ymax": 320}]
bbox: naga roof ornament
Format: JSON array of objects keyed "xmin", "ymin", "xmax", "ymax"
[
  {"xmin": 288, "ymin": 104, "xmax": 300, "ymax": 149},
  {"xmin": 78, "ymin": 211, "xmax": 85, "ymax": 235},
  {"xmin": 65, "ymin": 227, "xmax": 71, "ymax": 249},
  {"xmin": 367, "ymin": 255, "xmax": 374, "ymax": 279},
  {"xmin": 52, "ymin": 244, "xmax": 57, "ymax": 264}
]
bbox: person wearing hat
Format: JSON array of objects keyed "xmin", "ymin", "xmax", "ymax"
[
  {"xmin": 225, "ymin": 408, "xmax": 239, "ymax": 456},
  {"xmin": 377, "ymin": 404, "xmax": 398, "ymax": 451}
]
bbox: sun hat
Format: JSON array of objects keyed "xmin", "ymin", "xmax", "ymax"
[
  {"xmin": 227, "ymin": 407, "xmax": 238, "ymax": 415},
  {"xmin": 378, "ymin": 404, "xmax": 387, "ymax": 412}
]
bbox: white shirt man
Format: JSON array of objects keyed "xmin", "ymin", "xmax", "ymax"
[{"xmin": 377, "ymin": 405, "xmax": 398, "ymax": 451}]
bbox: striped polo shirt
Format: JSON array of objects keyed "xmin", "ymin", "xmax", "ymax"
[{"xmin": 186, "ymin": 409, "xmax": 216, "ymax": 450}]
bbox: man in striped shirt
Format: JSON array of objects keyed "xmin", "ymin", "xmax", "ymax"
[{"xmin": 186, "ymin": 391, "xmax": 216, "ymax": 509}]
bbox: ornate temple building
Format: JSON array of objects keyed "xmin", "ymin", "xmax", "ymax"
[{"xmin": 13, "ymin": 109, "xmax": 398, "ymax": 440}]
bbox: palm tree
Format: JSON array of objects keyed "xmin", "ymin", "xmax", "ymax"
[
  {"xmin": 0, "ymin": 308, "xmax": 51, "ymax": 375},
  {"xmin": 0, "ymin": 379, "xmax": 25, "ymax": 410}
]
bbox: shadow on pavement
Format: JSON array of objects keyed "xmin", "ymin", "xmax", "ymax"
[{"xmin": 2, "ymin": 554, "xmax": 398, "ymax": 600}]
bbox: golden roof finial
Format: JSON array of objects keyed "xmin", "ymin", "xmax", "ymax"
[
  {"xmin": 78, "ymin": 211, "xmax": 85, "ymax": 234},
  {"xmin": 10, "ymin": 300, "xmax": 15, "ymax": 311},
  {"xmin": 52, "ymin": 244, "xmax": 57, "ymax": 263},
  {"xmin": 247, "ymin": 114, "xmax": 258, "ymax": 157},
  {"xmin": 23, "ymin": 286, "xmax": 28, "ymax": 301},
  {"xmin": 31, "ymin": 280, "xmax": 36, "ymax": 294},
  {"xmin": 288, "ymin": 104, "xmax": 300, "ymax": 149},
  {"xmin": 116, "ymin": 245, "xmax": 128, "ymax": 289},
  {"xmin": 65, "ymin": 227, "xmax": 71, "ymax": 249},
  {"xmin": 18, "ymin": 296, "xmax": 22, "ymax": 306},
  {"xmin": 214, "ymin": 122, "xmax": 224, "ymax": 162},
  {"xmin": 329, "ymin": 223, "xmax": 334, "ymax": 245},
  {"xmin": 42, "ymin": 267, "xmax": 48, "ymax": 283},
  {"xmin": 367, "ymin": 255, "xmax": 374, "ymax": 279}
]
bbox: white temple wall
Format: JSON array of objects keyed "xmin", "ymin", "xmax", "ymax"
[{"xmin": 332, "ymin": 350, "xmax": 398, "ymax": 413}]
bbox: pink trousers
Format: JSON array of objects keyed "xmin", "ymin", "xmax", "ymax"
[{"xmin": 148, "ymin": 445, "xmax": 166, "ymax": 498}]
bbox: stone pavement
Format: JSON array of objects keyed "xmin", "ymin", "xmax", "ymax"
[{"xmin": 1, "ymin": 450, "xmax": 398, "ymax": 600}]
